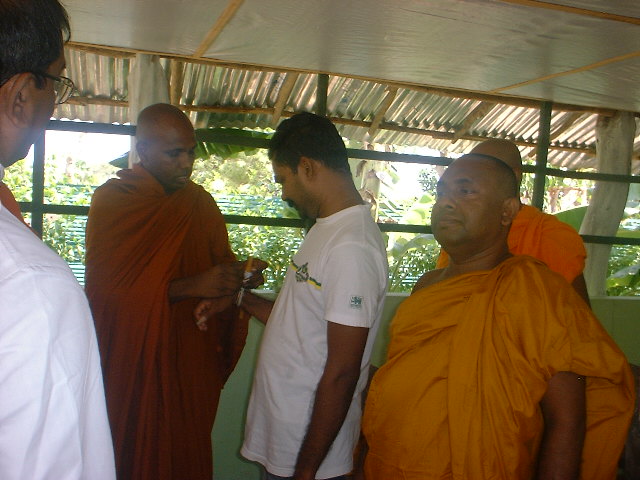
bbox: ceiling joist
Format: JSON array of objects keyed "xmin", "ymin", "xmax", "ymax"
[
  {"xmin": 193, "ymin": 0, "xmax": 245, "ymax": 58},
  {"xmin": 493, "ymin": 50, "xmax": 640, "ymax": 94},
  {"xmin": 499, "ymin": 0, "xmax": 640, "ymax": 26},
  {"xmin": 452, "ymin": 101, "xmax": 495, "ymax": 141},
  {"xmin": 271, "ymin": 73, "xmax": 299, "ymax": 127},
  {"xmin": 66, "ymin": 95, "xmax": 608, "ymax": 158},
  {"xmin": 64, "ymin": 42, "xmax": 621, "ymax": 117},
  {"xmin": 367, "ymin": 87, "xmax": 398, "ymax": 140}
]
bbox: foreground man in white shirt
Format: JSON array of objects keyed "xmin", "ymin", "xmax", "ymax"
[
  {"xmin": 0, "ymin": 1, "xmax": 116, "ymax": 478},
  {"xmin": 238, "ymin": 112, "xmax": 388, "ymax": 480}
]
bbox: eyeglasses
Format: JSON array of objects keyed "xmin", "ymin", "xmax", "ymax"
[{"xmin": 30, "ymin": 71, "xmax": 75, "ymax": 104}]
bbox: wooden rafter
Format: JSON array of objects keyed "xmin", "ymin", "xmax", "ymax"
[
  {"xmin": 491, "ymin": 50, "xmax": 640, "ymax": 94},
  {"xmin": 522, "ymin": 111, "xmax": 584, "ymax": 158},
  {"xmin": 169, "ymin": 59, "xmax": 185, "ymax": 106},
  {"xmin": 64, "ymin": 42, "xmax": 621, "ymax": 117},
  {"xmin": 367, "ymin": 87, "xmax": 398, "ymax": 140},
  {"xmin": 499, "ymin": 1, "xmax": 640, "ymax": 26},
  {"xmin": 452, "ymin": 101, "xmax": 495, "ymax": 141},
  {"xmin": 66, "ymin": 95, "xmax": 607, "ymax": 156},
  {"xmin": 193, "ymin": 0, "xmax": 244, "ymax": 58},
  {"xmin": 271, "ymin": 73, "xmax": 299, "ymax": 127}
]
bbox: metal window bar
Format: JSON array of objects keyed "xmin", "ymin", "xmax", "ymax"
[{"xmin": 16, "ymin": 118, "xmax": 640, "ymax": 247}]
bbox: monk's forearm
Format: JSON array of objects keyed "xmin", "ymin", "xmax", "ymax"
[
  {"xmin": 168, "ymin": 276, "xmax": 199, "ymax": 302},
  {"xmin": 238, "ymin": 291, "xmax": 273, "ymax": 324},
  {"xmin": 536, "ymin": 371, "xmax": 586, "ymax": 480},
  {"xmin": 168, "ymin": 263, "xmax": 244, "ymax": 302},
  {"xmin": 536, "ymin": 422, "xmax": 584, "ymax": 479}
]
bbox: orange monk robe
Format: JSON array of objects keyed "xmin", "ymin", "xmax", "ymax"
[
  {"xmin": 363, "ymin": 255, "xmax": 634, "ymax": 480},
  {"xmin": 437, "ymin": 205, "xmax": 586, "ymax": 283},
  {"xmin": 85, "ymin": 164, "xmax": 247, "ymax": 480},
  {"xmin": 0, "ymin": 181, "xmax": 28, "ymax": 226}
]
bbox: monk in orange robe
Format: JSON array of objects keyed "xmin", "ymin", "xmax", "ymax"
[
  {"xmin": 435, "ymin": 139, "xmax": 589, "ymax": 304},
  {"xmin": 85, "ymin": 104, "xmax": 264, "ymax": 480},
  {"xmin": 359, "ymin": 154, "xmax": 634, "ymax": 479}
]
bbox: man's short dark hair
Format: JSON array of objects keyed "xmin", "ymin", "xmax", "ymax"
[
  {"xmin": 0, "ymin": 0, "xmax": 70, "ymax": 86},
  {"xmin": 269, "ymin": 112, "xmax": 351, "ymax": 174}
]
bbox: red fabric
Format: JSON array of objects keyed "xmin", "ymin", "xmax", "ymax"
[
  {"xmin": 0, "ymin": 182, "xmax": 28, "ymax": 226},
  {"xmin": 85, "ymin": 164, "xmax": 246, "ymax": 480},
  {"xmin": 436, "ymin": 205, "xmax": 586, "ymax": 283}
]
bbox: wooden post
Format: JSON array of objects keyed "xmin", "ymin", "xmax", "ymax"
[{"xmin": 580, "ymin": 111, "xmax": 635, "ymax": 295}]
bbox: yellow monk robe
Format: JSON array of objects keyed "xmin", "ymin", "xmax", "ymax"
[
  {"xmin": 437, "ymin": 205, "xmax": 586, "ymax": 283},
  {"xmin": 363, "ymin": 255, "xmax": 633, "ymax": 480},
  {"xmin": 85, "ymin": 164, "xmax": 247, "ymax": 480}
]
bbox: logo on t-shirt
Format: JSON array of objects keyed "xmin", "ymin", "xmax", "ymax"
[
  {"xmin": 291, "ymin": 260, "xmax": 322, "ymax": 289},
  {"xmin": 295, "ymin": 262, "xmax": 310, "ymax": 282},
  {"xmin": 350, "ymin": 295, "xmax": 363, "ymax": 309}
]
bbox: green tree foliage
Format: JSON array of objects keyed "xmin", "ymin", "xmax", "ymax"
[{"xmin": 4, "ymin": 134, "xmax": 638, "ymax": 295}]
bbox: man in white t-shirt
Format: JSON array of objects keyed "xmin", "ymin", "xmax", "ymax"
[
  {"xmin": 239, "ymin": 112, "xmax": 388, "ymax": 480},
  {"xmin": 0, "ymin": 1, "xmax": 115, "ymax": 478}
]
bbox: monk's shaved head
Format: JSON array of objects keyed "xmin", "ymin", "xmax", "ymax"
[
  {"xmin": 136, "ymin": 103, "xmax": 193, "ymax": 142},
  {"xmin": 135, "ymin": 103, "xmax": 197, "ymax": 193},
  {"xmin": 470, "ymin": 139, "xmax": 523, "ymax": 185},
  {"xmin": 432, "ymin": 154, "xmax": 520, "ymax": 258},
  {"xmin": 454, "ymin": 153, "xmax": 519, "ymax": 199}
]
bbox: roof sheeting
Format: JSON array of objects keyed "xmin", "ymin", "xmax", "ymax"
[{"xmin": 55, "ymin": 0, "xmax": 640, "ymax": 172}]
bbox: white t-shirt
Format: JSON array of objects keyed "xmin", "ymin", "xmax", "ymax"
[
  {"xmin": 242, "ymin": 204, "xmax": 388, "ymax": 478},
  {"xmin": 0, "ymin": 201, "xmax": 115, "ymax": 479}
]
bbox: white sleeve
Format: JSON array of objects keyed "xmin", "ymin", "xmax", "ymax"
[
  {"xmin": 0, "ymin": 268, "xmax": 115, "ymax": 480},
  {"xmin": 322, "ymin": 241, "xmax": 387, "ymax": 328}
]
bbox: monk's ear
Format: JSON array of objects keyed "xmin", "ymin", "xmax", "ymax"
[
  {"xmin": 136, "ymin": 139, "xmax": 148, "ymax": 162},
  {"xmin": 500, "ymin": 197, "xmax": 520, "ymax": 226},
  {"xmin": 0, "ymin": 73, "xmax": 36, "ymax": 129}
]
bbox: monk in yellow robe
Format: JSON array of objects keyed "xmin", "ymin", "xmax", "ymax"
[
  {"xmin": 360, "ymin": 154, "xmax": 634, "ymax": 479},
  {"xmin": 85, "ymin": 104, "xmax": 265, "ymax": 480},
  {"xmin": 436, "ymin": 139, "xmax": 588, "ymax": 304}
]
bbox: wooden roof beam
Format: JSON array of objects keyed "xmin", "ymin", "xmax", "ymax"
[
  {"xmin": 522, "ymin": 111, "xmax": 585, "ymax": 158},
  {"xmin": 271, "ymin": 73, "xmax": 299, "ymax": 127},
  {"xmin": 67, "ymin": 96, "xmax": 640, "ymax": 159},
  {"xmin": 193, "ymin": 0, "xmax": 245, "ymax": 58},
  {"xmin": 367, "ymin": 87, "xmax": 398, "ymax": 141},
  {"xmin": 64, "ymin": 42, "xmax": 623, "ymax": 117},
  {"xmin": 169, "ymin": 59, "xmax": 185, "ymax": 106},
  {"xmin": 499, "ymin": 1, "xmax": 640, "ymax": 26},
  {"xmin": 452, "ymin": 101, "xmax": 495, "ymax": 141}
]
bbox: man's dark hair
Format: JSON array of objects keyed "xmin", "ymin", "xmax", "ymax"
[
  {"xmin": 0, "ymin": 0, "xmax": 70, "ymax": 86},
  {"xmin": 269, "ymin": 112, "xmax": 351, "ymax": 174}
]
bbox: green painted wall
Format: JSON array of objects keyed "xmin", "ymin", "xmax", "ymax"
[{"xmin": 212, "ymin": 294, "xmax": 640, "ymax": 479}]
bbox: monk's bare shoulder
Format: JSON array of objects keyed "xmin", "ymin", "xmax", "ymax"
[{"xmin": 412, "ymin": 269, "xmax": 447, "ymax": 294}]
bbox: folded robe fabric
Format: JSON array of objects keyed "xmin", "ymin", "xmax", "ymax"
[
  {"xmin": 437, "ymin": 205, "xmax": 586, "ymax": 283},
  {"xmin": 85, "ymin": 164, "xmax": 246, "ymax": 480},
  {"xmin": 363, "ymin": 255, "xmax": 634, "ymax": 480}
]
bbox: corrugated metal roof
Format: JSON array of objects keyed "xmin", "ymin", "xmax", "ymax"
[{"xmin": 55, "ymin": 48, "xmax": 640, "ymax": 173}]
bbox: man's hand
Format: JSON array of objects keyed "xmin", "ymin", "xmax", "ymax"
[
  {"xmin": 241, "ymin": 258, "xmax": 268, "ymax": 289},
  {"xmin": 193, "ymin": 296, "xmax": 236, "ymax": 330}
]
